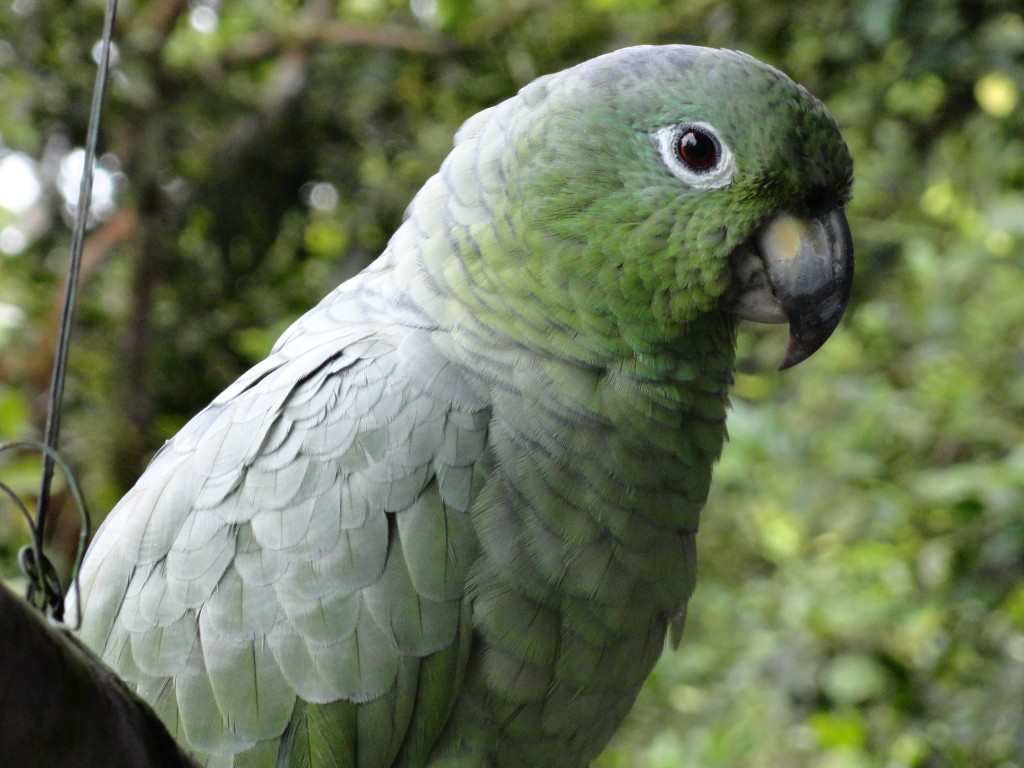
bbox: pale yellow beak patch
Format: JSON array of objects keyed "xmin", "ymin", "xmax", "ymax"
[{"xmin": 759, "ymin": 215, "xmax": 812, "ymax": 264}]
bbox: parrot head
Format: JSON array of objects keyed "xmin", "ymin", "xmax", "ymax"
[{"xmin": 495, "ymin": 45, "xmax": 854, "ymax": 369}]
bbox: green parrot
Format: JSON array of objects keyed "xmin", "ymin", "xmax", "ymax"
[{"xmin": 71, "ymin": 45, "xmax": 853, "ymax": 767}]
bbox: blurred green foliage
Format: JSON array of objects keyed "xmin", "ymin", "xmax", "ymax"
[{"xmin": 1, "ymin": 0, "xmax": 1023, "ymax": 765}]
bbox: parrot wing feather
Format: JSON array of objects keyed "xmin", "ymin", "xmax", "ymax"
[{"xmin": 73, "ymin": 280, "xmax": 490, "ymax": 766}]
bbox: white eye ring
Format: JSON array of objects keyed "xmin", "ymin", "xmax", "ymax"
[{"xmin": 655, "ymin": 122, "xmax": 736, "ymax": 190}]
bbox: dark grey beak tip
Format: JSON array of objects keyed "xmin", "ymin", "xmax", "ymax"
[
  {"xmin": 778, "ymin": 332, "xmax": 827, "ymax": 371},
  {"xmin": 778, "ymin": 291, "xmax": 852, "ymax": 370},
  {"xmin": 778, "ymin": 340, "xmax": 807, "ymax": 371}
]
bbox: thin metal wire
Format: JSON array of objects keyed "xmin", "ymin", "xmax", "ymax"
[
  {"xmin": 3, "ymin": 439, "xmax": 93, "ymax": 626},
  {"xmin": 28, "ymin": 0, "xmax": 117, "ymax": 620}
]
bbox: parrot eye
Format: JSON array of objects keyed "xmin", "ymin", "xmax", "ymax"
[
  {"xmin": 655, "ymin": 122, "xmax": 736, "ymax": 190},
  {"xmin": 676, "ymin": 128, "xmax": 719, "ymax": 171}
]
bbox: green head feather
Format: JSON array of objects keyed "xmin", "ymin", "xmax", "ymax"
[{"xmin": 423, "ymin": 45, "xmax": 852, "ymax": 364}]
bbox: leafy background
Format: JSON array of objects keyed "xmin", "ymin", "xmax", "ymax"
[{"xmin": 1, "ymin": 0, "xmax": 1023, "ymax": 765}]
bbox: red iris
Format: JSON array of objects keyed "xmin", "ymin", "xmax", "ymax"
[{"xmin": 676, "ymin": 128, "xmax": 719, "ymax": 172}]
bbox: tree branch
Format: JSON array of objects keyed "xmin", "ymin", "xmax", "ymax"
[
  {"xmin": 0, "ymin": 584, "xmax": 199, "ymax": 767},
  {"xmin": 221, "ymin": 19, "xmax": 454, "ymax": 64}
]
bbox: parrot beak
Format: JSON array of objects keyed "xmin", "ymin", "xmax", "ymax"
[{"xmin": 722, "ymin": 207, "xmax": 853, "ymax": 370}]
